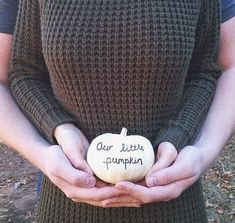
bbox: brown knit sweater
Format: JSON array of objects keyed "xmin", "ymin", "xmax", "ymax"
[{"xmin": 10, "ymin": 0, "xmax": 220, "ymax": 222}]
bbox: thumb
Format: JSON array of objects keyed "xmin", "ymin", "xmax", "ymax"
[
  {"xmin": 146, "ymin": 156, "xmax": 194, "ymax": 187},
  {"xmin": 57, "ymin": 137, "xmax": 94, "ymax": 175},
  {"xmin": 146, "ymin": 142, "xmax": 177, "ymax": 186},
  {"xmin": 77, "ymin": 160, "xmax": 94, "ymax": 176},
  {"xmin": 70, "ymin": 152, "xmax": 94, "ymax": 175},
  {"xmin": 46, "ymin": 146, "xmax": 96, "ymax": 188}
]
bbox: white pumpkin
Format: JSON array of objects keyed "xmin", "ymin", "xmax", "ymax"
[{"xmin": 87, "ymin": 128, "xmax": 155, "ymax": 184}]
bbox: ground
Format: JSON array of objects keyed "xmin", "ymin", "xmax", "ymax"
[{"xmin": 0, "ymin": 138, "xmax": 234, "ymax": 223}]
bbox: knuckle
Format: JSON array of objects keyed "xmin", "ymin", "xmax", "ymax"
[
  {"xmin": 165, "ymin": 173, "xmax": 170, "ymax": 184},
  {"xmin": 155, "ymin": 172, "xmax": 170, "ymax": 185}
]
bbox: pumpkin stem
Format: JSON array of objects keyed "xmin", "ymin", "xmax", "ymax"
[{"xmin": 120, "ymin": 127, "xmax": 128, "ymax": 136}]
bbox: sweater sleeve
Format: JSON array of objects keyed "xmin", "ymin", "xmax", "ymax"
[
  {"xmin": 153, "ymin": 0, "xmax": 221, "ymax": 151},
  {"xmin": 9, "ymin": 0, "xmax": 78, "ymax": 142}
]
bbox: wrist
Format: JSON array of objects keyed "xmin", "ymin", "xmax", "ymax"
[
  {"xmin": 54, "ymin": 123, "xmax": 76, "ymax": 140},
  {"xmin": 154, "ymin": 124, "xmax": 191, "ymax": 152},
  {"xmin": 192, "ymin": 144, "xmax": 219, "ymax": 174},
  {"xmin": 24, "ymin": 141, "xmax": 50, "ymax": 172}
]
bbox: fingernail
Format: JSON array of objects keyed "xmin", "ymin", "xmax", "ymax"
[
  {"xmin": 86, "ymin": 176, "xmax": 96, "ymax": 187},
  {"xmin": 146, "ymin": 177, "xmax": 155, "ymax": 187}
]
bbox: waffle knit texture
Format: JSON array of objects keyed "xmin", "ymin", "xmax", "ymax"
[{"xmin": 10, "ymin": 0, "xmax": 221, "ymax": 222}]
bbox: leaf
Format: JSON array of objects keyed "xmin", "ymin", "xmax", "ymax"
[
  {"xmin": 14, "ymin": 182, "xmax": 21, "ymax": 190},
  {"xmin": 205, "ymin": 199, "xmax": 217, "ymax": 208},
  {"xmin": 229, "ymin": 194, "xmax": 234, "ymax": 199}
]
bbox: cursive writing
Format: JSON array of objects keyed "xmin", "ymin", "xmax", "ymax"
[
  {"xmin": 103, "ymin": 156, "xmax": 143, "ymax": 170},
  {"xmin": 96, "ymin": 142, "xmax": 113, "ymax": 151},
  {"xmin": 120, "ymin": 143, "xmax": 144, "ymax": 152}
]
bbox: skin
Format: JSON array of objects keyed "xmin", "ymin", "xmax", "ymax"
[
  {"xmin": 0, "ymin": 16, "xmax": 235, "ymax": 208},
  {"xmin": 103, "ymin": 17, "xmax": 235, "ymax": 206},
  {"xmin": 0, "ymin": 33, "xmax": 140, "ymax": 208}
]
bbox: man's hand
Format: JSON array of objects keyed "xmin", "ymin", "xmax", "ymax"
[
  {"xmin": 104, "ymin": 142, "xmax": 205, "ymax": 205},
  {"xmin": 41, "ymin": 145, "xmax": 142, "ymax": 207},
  {"xmin": 44, "ymin": 124, "xmax": 141, "ymax": 207},
  {"xmin": 146, "ymin": 144, "xmax": 203, "ymax": 189}
]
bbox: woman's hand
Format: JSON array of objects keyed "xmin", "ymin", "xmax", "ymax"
[
  {"xmin": 104, "ymin": 142, "xmax": 205, "ymax": 205},
  {"xmin": 54, "ymin": 123, "xmax": 93, "ymax": 176},
  {"xmin": 44, "ymin": 124, "xmax": 141, "ymax": 207},
  {"xmin": 41, "ymin": 145, "xmax": 142, "ymax": 207}
]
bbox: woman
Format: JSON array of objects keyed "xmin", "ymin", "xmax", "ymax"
[{"xmin": 8, "ymin": 0, "xmax": 220, "ymax": 222}]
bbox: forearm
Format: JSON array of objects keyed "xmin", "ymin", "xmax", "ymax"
[
  {"xmin": 154, "ymin": 1, "xmax": 221, "ymax": 151},
  {"xmin": 194, "ymin": 68, "xmax": 235, "ymax": 170},
  {"xmin": 0, "ymin": 33, "xmax": 13, "ymax": 83},
  {"xmin": 194, "ymin": 16, "xmax": 235, "ymax": 169},
  {"xmin": 0, "ymin": 84, "xmax": 50, "ymax": 170},
  {"xmin": 0, "ymin": 31, "xmax": 48, "ymax": 170},
  {"xmin": 9, "ymin": 1, "xmax": 77, "ymax": 142}
]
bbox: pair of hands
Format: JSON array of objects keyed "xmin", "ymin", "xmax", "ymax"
[
  {"xmin": 103, "ymin": 142, "xmax": 204, "ymax": 207},
  {"xmin": 41, "ymin": 123, "xmax": 205, "ymax": 208}
]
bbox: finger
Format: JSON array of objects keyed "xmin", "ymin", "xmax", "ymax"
[
  {"xmin": 72, "ymin": 157, "xmax": 94, "ymax": 176},
  {"xmin": 62, "ymin": 143, "xmax": 94, "ymax": 175},
  {"xmin": 49, "ymin": 147, "xmax": 96, "ymax": 188},
  {"xmin": 146, "ymin": 159, "xmax": 197, "ymax": 186},
  {"xmin": 116, "ymin": 181, "xmax": 152, "ymax": 203},
  {"xmin": 116, "ymin": 180, "xmax": 194, "ymax": 203},
  {"xmin": 72, "ymin": 199, "xmax": 141, "ymax": 208},
  {"xmin": 103, "ymin": 195, "xmax": 142, "ymax": 207},
  {"xmin": 105, "ymin": 203, "xmax": 141, "ymax": 208},
  {"xmin": 57, "ymin": 131, "xmax": 94, "ymax": 175},
  {"xmin": 148, "ymin": 142, "xmax": 177, "ymax": 174},
  {"xmin": 149, "ymin": 178, "xmax": 196, "ymax": 202},
  {"xmin": 77, "ymin": 186, "xmax": 126, "ymax": 201},
  {"xmin": 146, "ymin": 142, "xmax": 177, "ymax": 187},
  {"xmin": 79, "ymin": 131, "xmax": 90, "ymax": 152},
  {"xmin": 56, "ymin": 166, "xmax": 96, "ymax": 188},
  {"xmin": 55, "ymin": 179, "xmax": 126, "ymax": 201}
]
